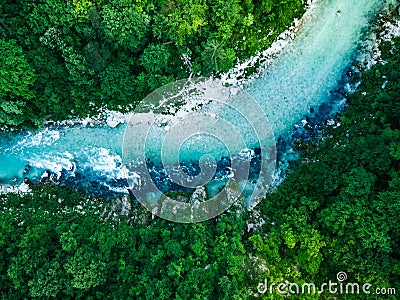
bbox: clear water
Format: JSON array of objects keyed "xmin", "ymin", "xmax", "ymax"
[
  {"xmin": 247, "ymin": 0, "xmax": 388, "ymax": 137},
  {"xmin": 0, "ymin": 0, "xmax": 392, "ymax": 196}
]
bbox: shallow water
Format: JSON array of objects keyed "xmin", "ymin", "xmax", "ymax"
[{"xmin": 247, "ymin": 0, "xmax": 385, "ymax": 136}]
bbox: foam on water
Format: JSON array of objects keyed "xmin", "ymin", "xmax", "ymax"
[
  {"xmin": 14, "ymin": 129, "xmax": 61, "ymax": 148},
  {"xmin": 0, "ymin": 124, "xmax": 127, "ymax": 192}
]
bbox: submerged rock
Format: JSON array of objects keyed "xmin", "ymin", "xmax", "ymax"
[
  {"xmin": 305, "ymin": 124, "xmax": 313, "ymax": 131},
  {"xmin": 23, "ymin": 165, "xmax": 30, "ymax": 174}
]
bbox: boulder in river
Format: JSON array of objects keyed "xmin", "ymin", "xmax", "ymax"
[
  {"xmin": 18, "ymin": 182, "xmax": 31, "ymax": 193},
  {"xmin": 40, "ymin": 170, "xmax": 51, "ymax": 182},
  {"xmin": 23, "ymin": 178, "xmax": 32, "ymax": 185},
  {"xmin": 23, "ymin": 165, "xmax": 30, "ymax": 174}
]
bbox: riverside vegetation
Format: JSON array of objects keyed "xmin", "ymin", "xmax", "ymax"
[
  {"xmin": 0, "ymin": 0, "xmax": 304, "ymax": 127},
  {"xmin": 0, "ymin": 1, "xmax": 399, "ymax": 299}
]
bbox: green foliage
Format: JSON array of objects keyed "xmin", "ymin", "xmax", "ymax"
[
  {"xmin": 99, "ymin": 62, "xmax": 136, "ymax": 102},
  {"xmin": 64, "ymin": 247, "xmax": 108, "ymax": 289},
  {"xmin": 0, "ymin": 39, "xmax": 36, "ymax": 126},
  {"xmin": 0, "ymin": 185, "xmax": 250, "ymax": 298},
  {"xmin": 101, "ymin": 0, "xmax": 150, "ymax": 52},
  {"xmin": 202, "ymin": 39, "xmax": 236, "ymax": 73},
  {"xmin": 140, "ymin": 43, "xmax": 171, "ymax": 73},
  {"xmin": 0, "ymin": 39, "xmax": 35, "ymax": 100},
  {"xmin": 160, "ymin": 0, "xmax": 208, "ymax": 46},
  {"xmin": 72, "ymin": 0, "xmax": 104, "ymax": 19}
]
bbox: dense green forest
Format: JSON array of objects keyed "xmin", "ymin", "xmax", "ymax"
[
  {"xmin": 0, "ymin": 0, "xmax": 305, "ymax": 128},
  {"xmin": 1, "ymin": 20, "xmax": 400, "ymax": 300},
  {"xmin": 1, "ymin": 1, "xmax": 399, "ymax": 299}
]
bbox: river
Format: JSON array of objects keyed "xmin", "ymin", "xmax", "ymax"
[{"xmin": 0, "ymin": 0, "xmax": 393, "ymax": 207}]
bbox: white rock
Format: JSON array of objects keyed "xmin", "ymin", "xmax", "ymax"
[
  {"xmin": 18, "ymin": 182, "xmax": 31, "ymax": 193},
  {"xmin": 190, "ymin": 186, "xmax": 206, "ymax": 203},
  {"xmin": 326, "ymin": 119, "xmax": 336, "ymax": 126}
]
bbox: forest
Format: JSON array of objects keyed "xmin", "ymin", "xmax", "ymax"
[{"xmin": 0, "ymin": 0, "xmax": 399, "ymax": 299}]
